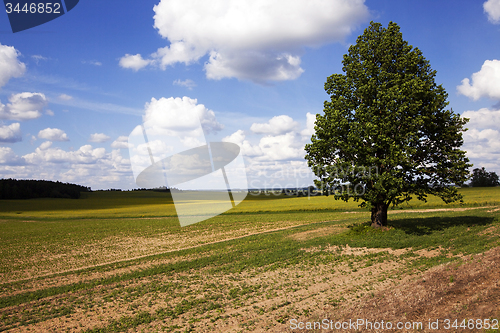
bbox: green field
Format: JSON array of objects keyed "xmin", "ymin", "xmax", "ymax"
[
  {"xmin": 0, "ymin": 187, "xmax": 499, "ymax": 332},
  {"xmin": 1, "ymin": 186, "xmax": 499, "ymax": 218}
]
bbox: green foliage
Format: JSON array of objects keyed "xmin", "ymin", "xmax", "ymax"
[
  {"xmin": 305, "ymin": 22, "xmax": 471, "ymax": 226},
  {"xmin": 471, "ymin": 167, "xmax": 500, "ymax": 187}
]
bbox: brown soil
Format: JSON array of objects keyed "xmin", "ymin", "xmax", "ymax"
[
  {"xmin": 2, "ymin": 208, "xmax": 499, "ymax": 332},
  {"xmin": 1, "ymin": 219, "xmax": 324, "ymax": 284},
  {"xmin": 3, "ymin": 245, "xmax": 499, "ymax": 333},
  {"xmin": 280, "ymin": 247, "xmax": 500, "ymax": 333}
]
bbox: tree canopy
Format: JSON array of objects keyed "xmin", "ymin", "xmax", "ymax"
[
  {"xmin": 305, "ymin": 21, "xmax": 471, "ymax": 228},
  {"xmin": 470, "ymin": 167, "xmax": 499, "ymax": 187},
  {"xmin": 0, "ymin": 179, "xmax": 91, "ymax": 199}
]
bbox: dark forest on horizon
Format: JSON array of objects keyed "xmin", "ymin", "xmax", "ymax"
[{"xmin": 0, "ymin": 179, "xmax": 91, "ymax": 199}]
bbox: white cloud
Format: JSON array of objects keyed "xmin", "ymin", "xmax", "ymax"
[
  {"xmin": 226, "ymin": 113, "xmax": 317, "ymax": 164},
  {"xmin": 0, "ymin": 123, "xmax": 22, "ymax": 143},
  {"xmin": 31, "ymin": 55, "xmax": 48, "ymax": 65},
  {"xmin": 38, "ymin": 128, "xmax": 69, "ymax": 142},
  {"xmin": 39, "ymin": 141, "xmax": 52, "ymax": 150},
  {"xmin": 463, "ymin": 128, "xmax": 500, "ymax": 167},
  {"xmin": 123, "ymin": 0, "xmax": 369, "ymax": 82},
  {"xmin": 0, "ymin": 145, "xmax": 133, "ymax": 189},
  {"xmin": 152, "ymin": 42, "xmax": 205, "ymax": 68},
  {"xmin": 205, "ymin": 51, "xmax": 304, "ymax": 82},
  {"xmin": 134, "ymin": 139, "xmax": 173, "ymax": 158},
  {"xmin": 223, "ymin": 130, "xmax": 262, "ymax": 157},
  {"xmin": 250, "ymin": 115, "xmax": 299, "ymax": 135},
  {"xmin": 46, "ymin": 109, "xmax": 54, "ymax": 116},
  {"xmin": 223, "ymin": 113, "xmax": 318, "ymax": 188},
  {"xmin": 58, "ymin": 94, "xmax": 73, "ymax": 101},
  {"xmin": 0, "ymin": 43, "xmax": 26, "ymax": 88},
  {"xmin": 143, "ymin": 96, "xmax": 224, "ymax": 137},
  {"xmin": 0, "ymin": 92, "xmax": 47, "ymax": 121},
  {"xmin": 128, "ymin": 97, "xmax": 224, "ymax": 179},
  {"xmin": 300, "ymin": 112, "xmax": 316, "ymax": 137},
  {"xmin": 462, "ymin": 107, "xmax": 500, "ymax": 131},
  {"xmin": 89, "ymin": 133, "xmax": 111, "ymax": 143},
  {"xmin": 173, "ymin": 79, "xmax": 196, "ymax": 90},
  {"xmin": 0, "ymin": 147, "xmax": 24, "ymax": 165},
  {"xmin": 111, "ymin": 136, "xmax": 129, "ymax": 149},
  {"xmin": 484, "ymin": 0, "xmax": 500, "ymax": 24},
  {"xmin": 457, "ymin": 60, "xmax": 500, "ymax": 100},
  {"xmin": 24, "ymin": 145, "xmax": 105, "ymax": 165},
  {"xmin": 119, "ymin": 54, "xmax": 151, "ymax": 71},
  {"xmin": 258, "ymin": 132, "xmax": 305, "ymax": 161},
  {"xmin": 1, "ymin": 135, "xmax": 134, "ymax": 188},
  {"xmin": 461, "ymin": 106, "xmax": 500, "ymax": 176}
]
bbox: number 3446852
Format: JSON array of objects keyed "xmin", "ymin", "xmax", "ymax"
[{"xmin": 5, "ymin": 3, "xmax": 61, "ymax": 14}]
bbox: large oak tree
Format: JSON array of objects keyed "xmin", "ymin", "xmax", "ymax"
[{"xmin": 305, "ymin": 22, "xmax": 471, "ymax": 228}]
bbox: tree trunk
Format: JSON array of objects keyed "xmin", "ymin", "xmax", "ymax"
[{"xmin": 371, "ymin": 202, "xmax": 388, "ymax": 228}]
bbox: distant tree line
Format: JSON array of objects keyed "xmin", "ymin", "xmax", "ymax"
[
  {"xmin": 0, "ymin": 179, "xmax": 91, "ymax": 199},
  {"xmin": 470, "ymin": 168, "xmax": 500, "ymax": 187}
]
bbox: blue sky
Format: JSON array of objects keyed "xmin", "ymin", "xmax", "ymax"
[{"xmin": 1, "ymin": 0, "xmax": 500, "ymax": 190}]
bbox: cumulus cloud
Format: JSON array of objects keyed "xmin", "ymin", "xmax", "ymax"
[
  {"xmin": 24, "ymin": 145, "xmax": 106, "ymax": 165},
  {"xmin": 484, "ymin": 0, "xmax": 500, "ymax": 23},
  {"xmin": 258, "ymin": 132, "xmax": 305, "ymax": 161},
  {"xmin": 462, "ymin": 107, "xmax": 500, "ymax": 130},
  {"xmin": 457, "ymin": 60, "xmax": 500, "ymax": 100},
  {"xmin": 205, "ymin": 51, "xmax": 304, "ymax": 82},
  {"xmin": 89, "ymin": 133, "xmax": 111, "ymax": 143},
  {"xmin": 250, "ymin": 115, "xmax": 299, "ymax": 135},
  {"xmin": 143, "ymin": 96, "xmax": 224, "ymax": 137},
  {"xmin": 463, "ymin": 128, "xmax": 500, "ymax": 167},
  {"xmin": 0, "ymin": 92, "xmax": 47, "ymax": 121},
  {"xmin": 128, "ymin": 96, "xmax": 225, "ymax": 180},
  {"xmin": 173, "ymin": 79, "xmax": 196, "ymax": 90},
  {"xmin": 38, "ymin": 128, "xmax": 69, "ymax": 141},
  {"xmin": 0, "ymin": 144, "xmax": 133, "ymax": 189},
  {"xmin": 223, "ymin": 130, "xmax": 262, "ymax": 157},
  {"xmin": 39, "ymin": 141, "xmax": 52, "ymax": 150},
  {"xmin": 0, "ymin": 146, "xmax": 24, "ymax": 165},
  {"xmin": 222, "ymin": 113, "xmax": 324, "ymax": 187},
  {"xmin": 226, "ymin": 113, "xmax": 317, "ymax": 163},
  {"xmin": 460, "ymin": 106, "xmax": 500, "ymax": 175},
  {"xmin": 0, "ymin": 43, "xmax": 26, "ymax": 88},
  {"xmin": 1, "ymin": 147, "xmax": 27, "ymax": 166},
  {"xmin": 119, "ymin": 54, "xmax": 151, "ymax": 71},
  {"xmin": 300, "ymin": 112, "xmax": 316, "ymax": 137},
  {"xmin": 134, "ymin": 139, "xmax": 173, "ymax": 158},
  {"xmin": 0, "ymin": 123, "xmax": 22, "ymax": 143},
  {"xmin": 226, "ymin": 113, "xmax": 314, "ymax": 162},
  {"xmin": 122, "ymin": 0, "xmax": 369, "ymax": 82},
  {"xmin": 111, "ymin": 136, "xmax": 129, "ymax": 149}
]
